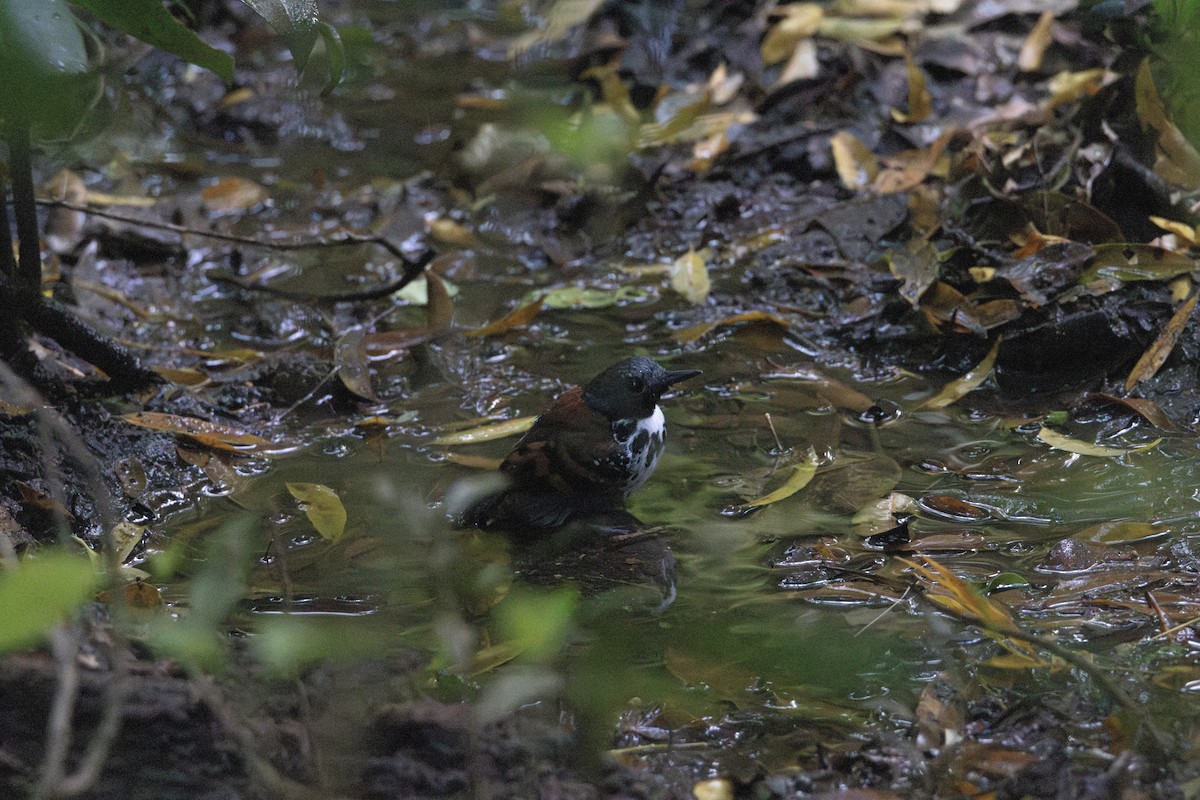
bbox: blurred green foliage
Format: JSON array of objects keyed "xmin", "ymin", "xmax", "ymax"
[
  {"xmin": 1150, "ymin": 0, "xmax": 1200, "ymax": 145},
  {"xmin": 0, "ymin": 551, "xmax": 97, "ymax": 653}
]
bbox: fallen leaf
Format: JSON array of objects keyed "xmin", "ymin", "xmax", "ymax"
[
  {"xmin": 891, "ymin": 54, "xmax": 932, "ymax": 123},
  {"xmin": 831, "ymin": 131, "xmax": 880, "ymax": 190},
  {"xmin": 1084, "ymin": 393, "xmax": 1183, "ymax": 433},
  {"xmin": 427, "ymin": 217, "xmax": 477, "ymax": 247},
  {"xmin": 122, "ymin": 412, "xmax": 273, "ymax": 453},
  {"xmin": 674, "ymin": 310, "xmax": 790, "ymax": 343},
  {"xmin": 431, "ymin": 417, "xmax": 536, "ymax": 446},
  {"xmin": 921, "ymin": 339, "xmax": 999, "ymax": 409},
  {"xmin": 1036, "ymin": 427, "xmax": 1161, "ymax": 457},
  {"xmin": 1124, "ymin": 292, "xmax": 1198, "ymax": 391},
  {"xmin": 201, "ymin": 177, "xmax": 269, "ymax": 214},
  {"xmin": 335, "ymin": 328, "xmax": 376, "ymax": 401},
  {"xmin": 286, "ymin": 482, "xmax": 347, "ymax": 544},
  {"xmin": 467, "ymin": 296, "xmax": 544, "ymax": 338},
  {"xmin": 761, "ymin": 3, "xmax": 823, "ymax": 65},
  {"xmin": 425, "ymin": 272, "xmax": 454, "ymax": 331},
  {"xmin": 735, "ymin": 450, "xmax": 819, "ymax": 510},
  {"xmin": 1017, "ymin": 12, "xmax": 1056, "ymax": 72},
  {"xmin": 1077, "ymin": 520, "xmax": 1169, "ymax": 544},
  {"xmin": 669, "ymin": 248, "xmax": 711, "ymax": 305},
  {"xmin": 1135, "ymin": 58, "xmax": 1200, "ymax": 188}
]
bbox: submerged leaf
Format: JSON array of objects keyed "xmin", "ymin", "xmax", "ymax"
[
  {"xmin": 467, "ymin": 297, "xmax": 544, "ymax": 338},
  {"xmin": 1036, "ymin": 427, "xmax": 1162, "ymax": 457},
  {"xmin": 736, "ymin": 450, "xmax": 819, "ymax": 510},
  {"xmin": 921, "ymin": 339, "xmax": 999, "ymax": 409},
  {"xmin": 431, "ymin": 417, "xmax": 536, "ymax": 446},
  {"xmin": 286, "ymin": 482, "xmax": 347, "ymax": 543}
]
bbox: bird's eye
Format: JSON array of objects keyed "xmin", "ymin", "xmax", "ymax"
[{"xmin": 629, "ymin": 376, "xmax": 645, "ymax": 393}]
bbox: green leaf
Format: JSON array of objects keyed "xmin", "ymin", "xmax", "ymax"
[
  {"xmin": 0, "ymin": 551, "xmax": 97, "ymax": 654},
  {"xmin": 239, "ymin": 0, "xmax": 343, "ymax": 91},
  {"xmin": 494, "ymin": 586, "xmax": 578, "ymax": 664},
  {"xmin": 286, "ymin": 482, "xmax": 347, "ymax": 543},
  {"xmin": 70, "ymin": 0, "xmax": 234, "ymax": 83},
  {"xmin": 0, "ymin": 0, "xmax": 99, "ymax": 135}
]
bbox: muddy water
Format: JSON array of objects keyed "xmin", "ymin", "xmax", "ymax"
[{"xmin": 117, "ymin": 1, "xmax": 1200, "ymax": 765}]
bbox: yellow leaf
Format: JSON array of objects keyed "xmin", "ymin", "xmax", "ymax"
[
  {"xmin": 890, "ymin": 54, "xmax": 932, "ymax": 123},
  {"xmin": 1125, "ymin": 291, "xmax": 1198, "ymax": 391},
  {"xmin": 1036, "ymin": 427, "xmax": 1162, "ymax": 457},
  {"xmin": 1149, "ymin": 215, "xmax": 1198, "ymax": 244},
  {"xmin": 737, "ymin": 450, "xmax": 818, "ymax": 509},
  {"xmin": 830, "ymin": 131, "xmax": 879, "ymax": 189},
  {"xmin": 286, "ymin": 482, "xmax": 347, "ymax": 544},
  {"xmin": 431, "ymin": 417, "xmax": 536, "ymax": 446},
  {"xmin": 761, "ymin": 3, "xmax": 823, "ymax": 65},
  {"xmin": 921, "ymin": 339, "xmax": 1000, "ymax": 409},
  {"xmin": 427, "ymin": 217, "xmax": 477, "ymax": 247},
  {"xmin": 669, "ymin": 248, "xmax": 711, "ymax": 305},
  {"xmin": 1017, "ymin": 11, "xmax": 1055, "ymax": 73}
]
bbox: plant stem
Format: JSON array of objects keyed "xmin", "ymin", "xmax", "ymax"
[
  {"xmin": 5, "ymin": 121, "xmax": 42, "ymax": 291},
  {"xmin": 0, "ymin": 172, "xmax": 15, "ymax": 279}
]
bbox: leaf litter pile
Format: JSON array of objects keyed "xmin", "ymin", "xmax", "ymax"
[{"xmin": 5, "ymin": 1, "xmax": 1200, "ymax": 799}]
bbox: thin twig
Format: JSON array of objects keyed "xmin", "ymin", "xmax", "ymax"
[{"xmin": 38, "ymin": 198, "xmax": 433, "ymax": 301}]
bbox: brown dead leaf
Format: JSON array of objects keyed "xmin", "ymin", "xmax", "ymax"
[
  {"xmin": 1084, "ymin": 393, "xmax": 1183, "ymax": 433},
  {"xmin": 467, "ymin": 296, "xmax": 544, "ymax": 338},
  {"xmin": 1125, "ymin": 291, "xmax": 1198, "ymax": 391},
  {"xmin": 122, "ymin": 411, "xmax": 272, "ymax": 452},
  {"xmin": 674, "ymin": 311, "xmax": 790, "ymax": 343},
  {"xmin": 201, "ymin": 177, "xmax": 269, "ymax": 214},
  {"xmin": 425, "ymin": 272, "xmax": 455, "ymax": 331},
  {"xmin": 335, "ymin": 328, "xmax": 376, "ymax": 401}
]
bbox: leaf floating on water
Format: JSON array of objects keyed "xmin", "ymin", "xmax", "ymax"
[
  {"xmin": 122, "ymin": 411, "xmax": 273, "ymax": 452},
  {"xmin": 669, "ymin": 248, "xmax": 711, "ymax": 305},
  {"xmin": 335, "ymin": 328, "xmax": 376, "ymax": 401},
  {"xmin": 431, "ymin": 417, "xmax": 536, "ymax": 446},
  {"xmin": 921, "ymin": 339, "xmax": 999, "ymax": 409},
  {"xmin": 1036, "ymin": 427, "xmax": 1162, "ymax": 457},
  {"xmin": 1124, "ymin": 291, "xmax": 1198, "ymax": 392},
  {"xmin": 286, "ymin": 482, "xmax": 347, "ymax": 544},
  {"xmin": 467, "ymin": 296, "xmax": 544, "ymax": 338},
  {"xmin": 735, "ymin": 449, "xmax": 819, "ymax": 510},
  {"xmin": 674, "ymin": 310, "xmax": 790, "ymax": 343}
]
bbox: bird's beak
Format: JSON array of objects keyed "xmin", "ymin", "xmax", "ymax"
[{"xmin": 663, "ymin": 369, "xmax": 702, "ymax": 387}]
